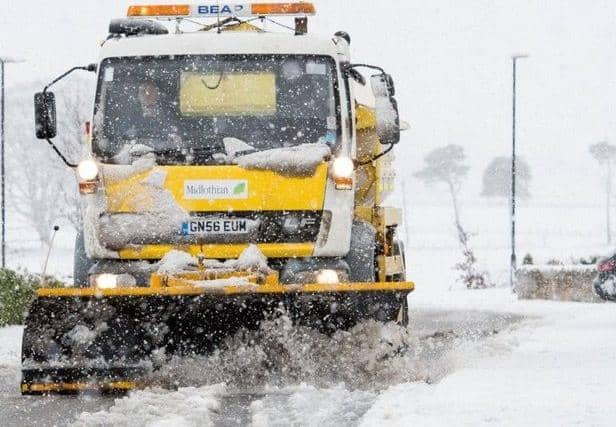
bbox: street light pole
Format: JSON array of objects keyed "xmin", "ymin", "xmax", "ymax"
[
  {"xmin": 510, "ymin": 54, "xmax": 528, "ymax": 289},
  {"xmin": 0, "ymin": 56, "xmax": 24, "ymax": 269},
  {"xmin": 0, "ymin": 59, "xmax": 5, "ymax": 270}
]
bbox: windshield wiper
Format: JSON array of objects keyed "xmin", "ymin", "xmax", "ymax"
[{"xmin": 231, "ymin": 148, "xmax": 257, "ymax": 157}]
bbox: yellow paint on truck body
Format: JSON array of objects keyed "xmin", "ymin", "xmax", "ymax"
[{"xmin": 104, "ymin": 163, "xmax": 328, "ymax": 213}]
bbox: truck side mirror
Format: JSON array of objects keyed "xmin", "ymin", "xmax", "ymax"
[
  {"xmin": 370, "ymin": 74, "xmax": 400, "ymax": 145},
  {"xmin": 34, "ymin": 92, "xmax": 57, "ymax": 139}
]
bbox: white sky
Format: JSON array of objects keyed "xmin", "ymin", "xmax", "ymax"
[{"xmin": 1, "ymin": 0, "xmax": 615, "ymax": 206}]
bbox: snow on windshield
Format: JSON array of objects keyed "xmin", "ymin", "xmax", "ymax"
[{"xmin": 231, "ymin": 141, "xmax": 331, "ymax": 176}]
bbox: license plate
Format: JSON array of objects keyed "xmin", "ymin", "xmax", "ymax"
[{"xmin": 181, "ymin": 218, "xmax": 249, "ymax": 235}]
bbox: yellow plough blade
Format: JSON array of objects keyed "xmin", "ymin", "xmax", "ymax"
[{"xmin": 22, "ymin": 274, "xmax": 413, "ymax": 395}]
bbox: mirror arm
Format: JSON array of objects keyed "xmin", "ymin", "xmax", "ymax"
[
  {"xmin": 45, "ymin": 138, "xmax": 76, "ymax": 168},
  {"xmin": 343, "ymin": 63, "xmax": 387, "ymax": 86},
  {"xmin": 341, "ymin": 63, "xmax": 366, "ymax": 85},
  {"xmin": 355, "ymin": 142, "xmax": 394, "ymax": 166},
  {"xmin": 40, "ymin": 63, "xmax": 96, "ymax": 168},
  {"xmin": 347, "ymin": 63, "xmax": 386, "ymax": 74},
  {"xmin": 43, "ymin": 64, "xmax": 97, "ymax": 94}
]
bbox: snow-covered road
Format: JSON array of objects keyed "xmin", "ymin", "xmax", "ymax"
[{"xmin": 1, "ymin": 289, "xmax": 614, "ymax": 426}]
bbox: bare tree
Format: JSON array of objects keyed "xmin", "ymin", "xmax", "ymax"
[
  {"xmin": 481, "ymin": 156, "xmax": 531, "ymax": 199},
  {"xmin": 414, "ymin": 145, "xmax": 468, "ymax": 226},
  {"xmin": 589, "ymin": 141, "xmax": 616, "ymax": 244},
  {"xmin": 415, "ymin": 145, "xmax": 491, "ymax": 289}
]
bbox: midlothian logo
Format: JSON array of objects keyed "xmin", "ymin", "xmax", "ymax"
[
  {"xmin": 184, "ymin": 180, "xmax": 248, "ymax": 199},
  {"xmin": 233, "ymin": 182, "xmax": 246, "ymax": 195}
]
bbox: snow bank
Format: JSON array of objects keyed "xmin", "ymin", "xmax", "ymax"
[
  {"xmin": 518, "ymin": 264, "xmax": 596, "ymax": 273},
  {"xmin": 234, "ymin": 143, "xmax": 330, "ymax": 176},
  {"xmin": 72, "ymin": 384, "xmax": 225, "ymax": 427},
  {"xmin": 0, "ymin": 326, "xmax": 22, "ymax": 367},
  {"xmin": 516, "ymin": 264, "xmax": 600, "ymax": 302},
  {"xmin": 361, "ymin": 289, "xmax": 616, "ymax": 427}
]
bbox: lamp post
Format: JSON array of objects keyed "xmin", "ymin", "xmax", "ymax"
[
  {"xmin": 510, "ymin": 54, "xmax": 528, "ymax": 289},
  {"xmin": 0, "ymin": 56, "xmax": 24, "ymax": 269}
]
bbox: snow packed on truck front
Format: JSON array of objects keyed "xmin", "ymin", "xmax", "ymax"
[{"xmin": 82, "ymin": 52, "xmax": 351, "ymax": 268}]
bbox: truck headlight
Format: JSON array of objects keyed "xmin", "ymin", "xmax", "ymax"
[
  {"xmin": 90, "ymin": 273, "xmax": 136, "ymax": 289},
  {"xmin": 77, "ymin": 159, "xmax": 99, "ymax": 194},
  {"xmin": 331, "ymin": 157, "xmax": 354, "ymax": 190},
  {"xmin": 92, "ymin": 273, "xmax": 117, "ymax": 289},
  {"xmin": 332, "ymin": 156, "xmax": 354, "ymax": 178},
  {"xmin": 77, "ymin": 159, "xmax": 99, "ymax": 181},
  {"xmin": 316, "ymin": 269, "xmax": 340, "ymax": 284}
]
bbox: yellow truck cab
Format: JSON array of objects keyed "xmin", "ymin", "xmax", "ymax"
[{"xmin": 22, "ymin": 2, "xmax": 413, "ymax": 394}]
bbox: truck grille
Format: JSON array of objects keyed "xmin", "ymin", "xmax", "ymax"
[{"xmin": 189, "ymin": 210, "xmax": 322, "ymax": 243}]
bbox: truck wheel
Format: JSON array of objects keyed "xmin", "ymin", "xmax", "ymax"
[
  {"xmin": 392, "ymin": 239, "xmax": 409, "ymax": 326},
  {"xmin": 345, "ymin": 223, "xmax": 408, "ymax": 326},
  {"xmin": 395, "ymin": 296, "xmax": 409, "ymax": 326},
  {"xmin": 74, "ymin": 229, "xmax": 95, "ymax": 287}
]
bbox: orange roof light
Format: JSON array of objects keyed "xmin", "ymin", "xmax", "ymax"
[
  {"xmin": 251, "ymin": 2, "xmax": 315, "ymax": 16},
  {"xmin": 127, "ymin": 4, "xmax": 191, "ymax": 17}
]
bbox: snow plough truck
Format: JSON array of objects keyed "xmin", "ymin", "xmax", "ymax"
[{"xmin": 22, "ymin": 2, "xmax": 413, "ymax": 394}]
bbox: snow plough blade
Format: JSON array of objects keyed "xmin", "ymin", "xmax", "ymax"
[{"xmin": 21, "ymin": 272, "xmax": 413, "ymax": 395}]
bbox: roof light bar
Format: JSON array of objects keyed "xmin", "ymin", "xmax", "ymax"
[{"xmin": 127, "ymin": 2, "xmax": 316, "ymax": 18}]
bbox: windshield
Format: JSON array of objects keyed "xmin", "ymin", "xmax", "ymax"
[{"xmin": 93, "ymin": 54, "xmax": 339, "ymax": 165}]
